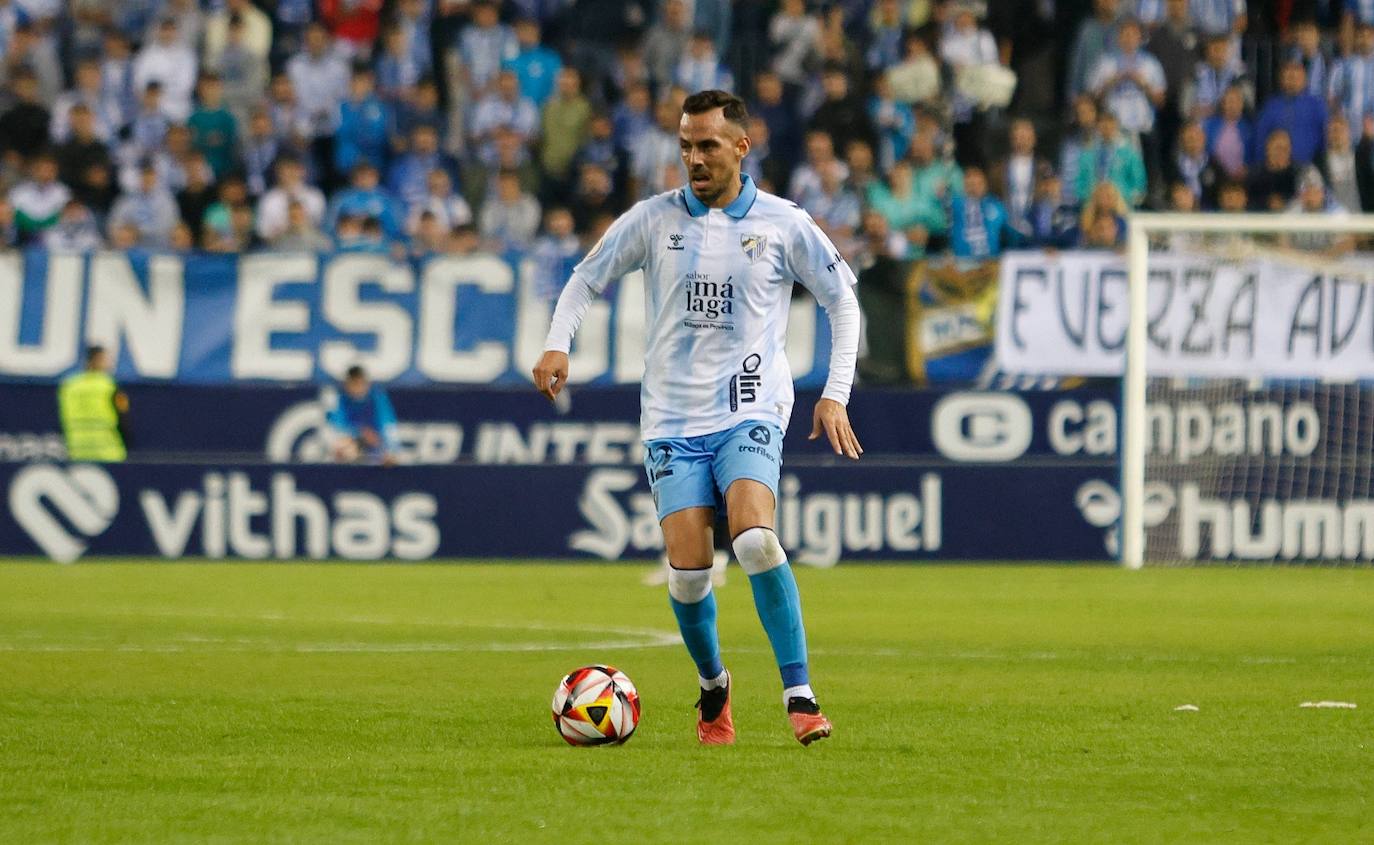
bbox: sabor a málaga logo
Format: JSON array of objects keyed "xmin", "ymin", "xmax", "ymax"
[{"xmin": 8, "ymin": 464, "xmax": 120, "ymax": 562}]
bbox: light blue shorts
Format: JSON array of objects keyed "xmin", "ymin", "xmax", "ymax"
[{"xmin": 643, "ymin": 420, "xmax": 784, "ymax": 521}]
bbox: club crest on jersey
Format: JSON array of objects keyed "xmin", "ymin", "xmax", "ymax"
[{"xmin": 740, "ymin": 234, "xmax": 766, "ymax": 263}]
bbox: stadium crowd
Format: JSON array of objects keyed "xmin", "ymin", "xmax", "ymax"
[{"xmin": 0, "ymin": 0, "xmax": 1364, "ymax": 268}]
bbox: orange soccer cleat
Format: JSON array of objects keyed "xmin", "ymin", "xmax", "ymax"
[
  {"xmin": 695, "ymin": 673, "xmax": 735, "ymax": 745},
  {"xmin": 787, "ymin": 697, "xmax": 832, "ymax": 746}
]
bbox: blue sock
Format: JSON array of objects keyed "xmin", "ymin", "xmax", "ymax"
[
  {"xmin": 669, "ymin": 589, "xmax": 724, "ymax": 680},
  {"xmin": 748, "ymin": 562, "xmax": 809, "ymax": 688}
]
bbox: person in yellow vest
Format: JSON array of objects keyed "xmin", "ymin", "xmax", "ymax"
[{"xmin": 58, "ymin": 345, "xmax": 128, "ymax": 462}]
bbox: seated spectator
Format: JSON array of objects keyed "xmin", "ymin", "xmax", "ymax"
[
  {"xmin": 334, "ymin": 65, "xmax": 392, "ymax": 175},
  {"xmin": 479, "ymin": 168, "xmax": 541, "ymax": 251},
  {"xmin": 569, "ymin": 163, "xmax": 619, "ymax": 233},
  {"xmin": 789, "ymin": 130, "xmax": 849, "ymax": 204},
  {"xmin": 809, "ymin": 64, "xmax": 877, "ymax": 161},
  {"xmin": 530, "ymin": 207, "xmax": 582, "ymax": 303},
  {"xmin": 989, "ymin": 118, "xmax": 1043, "ymax": 232},
  {"xmin": 866, "ymin": 0, "xmax": 906, "ymax": 70},
  {"xmin": 240, "ymin": 110, "xmax": 281, "ymax": 198},
  {"xmin": 271, "ymin": 200, "xmax": 334, "ymax": 252},
  {"xmin": 409, "ymin": 210, "xmax": 452, "ymax": 258},
  {"xmin": 909, "ymin": 128, "xmax": 964, "ymax": 208},
  {"xmin": 868, "ymin": 72, "xmax": 915, "ymax": 171},
  {"xmin": 51, "ymin": 59, "xmax": 116, "ymax": 144},
  {"xmin": 1187, "ymin": 33, "xmax": 1247, "ymax": 120},
  {"xmin": 189, "ymin": 74, "xmax": 238, "ymax": 179},
  {"xmin": 326, "ymin": 162, "xmax": 403, "ymax": 238},
  {"xmin": 887, "ymin": 31, "xmax": 940, "ymax": 106},
  {"xmin": 1215, "ymin": 177, "xmax": 1248, "ymax": 213},
  {"xmin": 42, "ymin": 201, "xmax": 102, "ymax": 251},
  {"xmin": 10, "ymin": 153, "xmax": 71, "ymax": 242},
  {"xmin": 504, "ymin": 18, "xmax": 561, "ymax": 107},
  {"xmin": 1328, "ymin": 22, "xmax": 1374, "ymax": 144},
  {"xmin": 629, "ymin": 97, "xmax": 680, "ymax": 201},
  {"xmin": 204, "ymin": 0, "xmax": 271, "ymax": 69},
  {"xmin": 1075, "ymin": 109, "xmax": 1146, "ymax": 206},
  {"xmin": 108, "ymin": 161, "xmax": 180, "ymax": 248},
  {"xmin": 1247, "ymin": 129, "xmax": 1298, "ymax": 210},
  {"xmin": 257, "ymin": 156, "xmax": 327, "ymax": 242},
  {"xmin": 176, "ymin": 155, "xmax": 217, "ymax": 242},
  {"xmin": 1076, "ymin": 181, "xmax": 1127, "ymax": 250},
  {"xmin": 643, "ymin": 0, "xmax": 692, "ymax": 90},
  {"xmin": 540, "ymin": 68, "xmax": 592, "ymax": 185},
  {"xmin": 843, "ymin": 139, "xmax": 879, "ymax": 198},
  {"xmin": 1286, "ymin": 166, "xmax": 1355, "ymax": 255},
  {"xmin": 201, "ymin": 174, "xmax": 252, "ymax": 249},
  {"xmin": 450, "ymin": 223, "xmax": 483, "ymax": 256},
  {"xmin": 799, "ymin": 159, "xmax": 861, "ymax": 258},
  {"xmin": 1025, "ymin": 166, "xmax": 1079, "ymax": 249},
  {"xmin": 1169, "ymin": 120, "xmax": 1222, "ymax": 208},
  {"xmin": 127, "ymin": 82, "xmax": 171, "ymax": 161},
  {"xmin": 866, "ymin": 159, "xmax": 943, "ymax": 259},
  {"xmin": 1067, "ymin": 0, "xmax": 1123, "ymax": 101},
  {"xmin": 1317, "ymin": 115, "xmax": 1365, "ymax": 213},
  {"xmin": 675, "ymin": 32, "xmax": 734, "ymax": 93},
  {"xmin": 0, "ymin": 69, "xmax": 53, "ymax": 161},
  {"xmin": 1203, "ymin": 85, "xmax": 1252, "ymax": 180},
  {"xmin": 1288, "ymin": 19, "xmax": 1330, "ymax": 99},
  {"xmin": 329, "ymin": 365, "xmax": 399, "ymax": 466},
  {"xmin": 948, "ymin": 166, "xmax": 1016, "ymax": 261},
  {"xmin": 55, "ymin": 105, "xmax": 112, "ymax": 197},
  {"xmin": 133, "ymin": 17, "xmax": 197, "ymax": 121},
  {"xmin": 470, "ymin": 70, "xmax": 540, "ymax": 165},
  {"xmin": 1254, "ymin": 60, "xmax": 1325, "ymax": 166},
  {"xmin": 388, "ymin": 125, "xmax": 460, "ymax": 213},
  {"xmin": 462, "ymin": 127, "xmax": 541, "ymax": 212},
  {"xmin": 406, "ymin": 168, "xmax": 473, "ymax": 235},
  {"xmin": 612, "ymin": 83, "xmax": 654, "ymax": 155},
  {"xmin": 98, "ymin": 30, "xmax": 137, "ymax": 134},
  {"xmin": 319, "ymin": 0, "xmax": 383, "ymax": 59}
]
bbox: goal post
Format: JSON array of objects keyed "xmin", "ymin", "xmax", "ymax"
[{"xmin": 1123, "ymin": 212, "xmax": 1374, "ymax": 568}]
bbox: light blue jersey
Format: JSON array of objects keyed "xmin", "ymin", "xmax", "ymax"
[{"xmin": 545, "ymin": 174, "xmax": 859, "ymax": 441}]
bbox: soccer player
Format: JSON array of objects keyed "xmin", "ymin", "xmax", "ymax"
[{"xmin": 532, "ymin": 90, "xmax": 862, "ymax": 746}]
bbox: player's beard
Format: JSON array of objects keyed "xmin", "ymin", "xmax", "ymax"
[{"xmin": 689, "ymin": 165, "xmax": 736, "ymax": 206}]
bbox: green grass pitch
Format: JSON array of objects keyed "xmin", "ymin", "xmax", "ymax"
[{"xmin": 1, "ymin": 562, "xmax": 1370, "ymax": 843}]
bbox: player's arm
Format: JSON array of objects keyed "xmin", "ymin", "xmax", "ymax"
[
  {"xmin": 533, "ymin": 204, "xmax": 649, "ymax": 400},
  {"xmin": 787, "ymin": 212, "xmax": 864, "ymax": 460}
]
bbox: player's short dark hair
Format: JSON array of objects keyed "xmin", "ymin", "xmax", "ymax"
[
  {"xmin": 346, "ymin": 365, "xmax": 366, "ymax": 380},
  {"xmin": 681, "ymin": 90, "xmax": 748, "ymax": 129},
  {"xmin": 85, "ymin": 344, "xmax": 106, "ymax": 364}
]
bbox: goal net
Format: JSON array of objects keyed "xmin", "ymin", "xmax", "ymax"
[{"xmin": 1123, "ymin": 214, "xmax": 1374, "ymax": 567}]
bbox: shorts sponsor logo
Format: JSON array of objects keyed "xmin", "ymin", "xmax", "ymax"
[
  {"xmin": 748, "ymin": 425, "xmax": 771, "ymax": 446},
  {"xmin": 8, "ymin": 464, "xmax": 120, "ymax": 563},
  {"xmin": 730, "ymin": 354, "xmax": 762, "ymax": 411}
]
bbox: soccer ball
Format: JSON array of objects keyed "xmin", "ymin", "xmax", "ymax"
[{"xmin": 551, "ymin": 665, "xmax": 640, "ymax": 746}]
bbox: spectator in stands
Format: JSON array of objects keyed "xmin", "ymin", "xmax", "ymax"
[
  {"xmin": 1190, "ymin": 0, "xmax": 1246, "ymax": 41},
  {"xmin": 1188, "ymin": 34, "xmax": 1246, "ymax": 120},
  {"xmin": 569, "ymin": 162, "xmax": 619, "ymax": 232},
  {"xmin": 1247, "ymin": 128, "xmax": 1298, "ymax": 210},
  {"xmin": 749, "ymin": 72, "xmax": 800, "ymax": 177},
  {"xmin": 800, "ymin": 158, "xmax": 862, "ymax": 258},
  {"xmin": 940, "ymin": 1, "xmax": 1005, "ymax": 164},
  {"xmin": 1058, "ymin": 95, "xmax": 1099, "ymax": 203},
  {"xmin": 1318, "ymin": 114, "xmax": 1366, "ymax": 213},
  {"xmin": 177, "ymin": 157, "xmax": 216, "ymax": 243},
  {"xmin": 108, "ymin": 161, "xmax": 179, "ymax": 248},
  {"xmin": 406, "ymin": 168, "xmax": 473, "ymax": 235},
  {"xmin": 844, "ymin": 139, "xmax": 880, "ymax": 198},
  {"xmin": 266, "ymin": 73, "xmax": 312, "ymax": 153},
  {"xmin": 809, "ymin": 63, "xmax": 878, "ymax": 160},
  {"xmin": 320, "ymin": 0, "xmax": 383, "ymax": 58},
  {"xmin": 865, "ymin": 0, "xmax": 905, "ymax": 71},
  {"xmin": 1203, "ymin": 84, "xmax": 1252, "ymax": 180},
  {"xmin": 0, "ymin": 68, "xmax": 51, "ymax": 162},
  {"xmin": 1090, "ymin": 16, "xmax": 1166, "ymax": 193},
  {"xmin": 479, "ymin": 168, "xmax": 541, "ymax": 251},
  {"xmin": 376, "ymin": 26, "xmax": 423, "ymax": 103},
  {"xmin": 471, "ymin": 70, "xmax": 540, "ymax": 165},
  {"xmin": 459, "ymin": 1, "xmax": 518, "ymax": 96},
  {"xmin": 257, "ymin": 156, "xmax": 327, "ymax": 242},
  {"xmin": 240, "ymin": 110, "xmax": 281, "ymax": 198},
  {"xmin": 644, "ymin": 0, "xmax": 692, "ymax": 90},
  {"xmin": 1328, "ymin": 22, "xmax": 1374, "ymax": 145},
  {"xmin": 189, "ymin": 75, "xmax": 237, "ymax": 179},
  {"xmin": 1025, "ymin": 166, "xmax": 1079, "ymax": 248},
  {"xmin": 573, "ymin": 114, "xmax": 626, "ymax": 190},
  {"xmin": 5, "ymin": 22, "xmax": 63, "ymax": 104},
  {"xmin": 98, "ymin": 30, "xmax": 137, "ymax": 135},
  {"xmin": 1068, "ymin": 0, "xmax": 1123, "ymax": 101},
  {"xmin": 868, "ymin": 72, "xmax": 915, "ymax": 172},
  {"xmin": 329, "ymin": 364, "xmax": 399, "ymax": 466},
  {"xmin": 10, "ymin": 153, "xmax": 70, "ymax": 242},
  {"xmin": 56, "ymin": 105, "xmax": 110, "ymax": 197},
  {"xmin": 1286, "ymin": 166, "xmax": 1355, "ymax": 255},
  {"xmin": 1146, "ymin": 0, "xmax": 1197, "ymax": 135},
  {"xmin": 389, "ymin": 125, "xmax": 460, "ymax": 213},
  {"xmin": 395, "ymin": 76, "xmax": 445, "ymax": 144},
  {"xmin": 204, "ymin": 0, "xmax": 272, "ymax": 69},
  {"xmin": 540, "ymin": 68, "xmax": 593, "ymax": 187},
  {"xmin": 676, "ymin": 32, "xmax": 734, "ymax": 93},
  {"xmin": 1215, "ymin": 177, "xmax": 1248, "ymax": 212},
  {"xmin": 462, "ymin": 127, "xmax": 540, "ymax": 211},
  {"xmin": 769, "ymin": 0, "xmax": 822, "ymax": 88},
  {"xmin": 43, "ymin": 200, "xmax": 103, "ymax": 251},
  {"xmin": 1169, "ymin": 120, "xmax": 1222, "ymax": 208},
  {"xmin": 948, "ymin": 166, "xmax": 1016, "ymax": 260},
  {"xmin": 910, "ymin": 127, "xmax": 964, "ymax": 208},
  {"xmin": 271, "ymin": 199, "xmax": 333, "ymax": 251},
  {"xmin": 612, "ymin": 82, "xmax": 654, "ymax": 155},
  {"xmin": 1254, "ymin": 60, "xmax": 1325, "ymax": 166},
  {"xmin": 505, "ymin": 18, "xmax": 561, "ymax": 107},
  {"xmin": 127, "ymin": 82, "xmax": 171, "ymax": 164},
  {"xmin": 530, "ymin": 206, "xmax": 582, "ymax": 303},
  {"xmin": 1287, "ymin": 18, "xmax": 1330, "ymax": 99},
  {"xmin": 133, "ymin": 18, "xmax": 197, "ymax": 121},
  {"xmin": 156, "ymin": 0, "xmax": 204, "ymax": 49},
  {"xmin": 327, "ymin": 162, "xmax": 403, "ymax": 239},
  {"xmin": 1075, "ymin": 109, "xmax": 1147, "ymax": 206},
  {"xmin": 630, "ymin": 96, "xmax": 680, "ymax": 201},
  {"xmin": 334, "ymin": 65, "xmax": 392, "ymax": 175},
  {"xmin": 1076, "ymin": 180, "xmax": 1127, "ymax": 249},
  {"xmin": 409, "ymin": 210, "xmax": 451, "ymax": 258},
  {"xmin": 866, "ymin": 159, "xmax": 942, "ymax": 259},
  {"xmin": 72, "ymin": 160, "xmax": 115, "ymax": 221},
  {"xmin": 888, "ymin": 31, "xmax": 940, "ymax": 107},
  {"xmin": 287, "ymin": 24, "xmax": 350, "ymax": 150},
  {"xmin": 51, "ymin": 59, "xmax": 114, "ymax": 144},
  {"xmin": 392, "ymin": 0, "xmax": 432, "ymax": 78},
  {"xmin": 853, "ymin": 209, "xmax": 909, "ymax": 385},
  {"xmin": 990, "ymin": 118, "xmax": 1043, "ymax": 234}
]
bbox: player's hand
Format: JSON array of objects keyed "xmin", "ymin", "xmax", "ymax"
[
  {"xmin": 809, "ymin": 398, "xmax": 863, "ymax": 460},
  {"xmin": 532, "ymin": 350, "xmax": 570, "ymax": 401}
]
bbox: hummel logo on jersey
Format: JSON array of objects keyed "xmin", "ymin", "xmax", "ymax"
[
  {"xmin": 667, "ymin": 233, "xmax": 685, "ymax": 250},
  {"xmin": 740, "ymin": 234, "xmax": 766, "ymax": 263}
]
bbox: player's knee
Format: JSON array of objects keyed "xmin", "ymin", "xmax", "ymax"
[
  {"xmin": 732, "ymin": 527, "xmax": 786, "ymax": 576},
  {"xmin": 667, "ymin": 565, "xmax": 713, "ymax": 604}
]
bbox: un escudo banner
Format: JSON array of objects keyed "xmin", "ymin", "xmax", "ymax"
[
  {"xmin": 995, "ymin": 249, "xmax": 1374, "ymax": 378},
  {"xmin": 0, "ymin": 249, "xmax": 834, "ymax": 387}
]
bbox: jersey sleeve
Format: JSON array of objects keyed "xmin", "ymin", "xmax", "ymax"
[
  {"xmin": 783, "ymin": 209, "xmax": 858, "ymax": 307},
  {"xmin": 543, "ymin": 202, "xmax": 651, "ymax": 352}
]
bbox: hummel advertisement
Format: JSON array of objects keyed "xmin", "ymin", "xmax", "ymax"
[{"xmin": 0, "ymin": 462, "xmax": 1110, "ymax": 563}]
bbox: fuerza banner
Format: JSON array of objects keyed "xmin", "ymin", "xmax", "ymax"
[
  {"xmin": 0, "ymin": 249, "xmax": 835, "ymax": 386},
  {"xmin": 994, "ymin": 249, "xmax": 1374, "ymax": 379}
]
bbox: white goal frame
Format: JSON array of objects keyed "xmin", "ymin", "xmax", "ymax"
[{"xmin": 1123, "ymin": 213, "xmax": 1374, "ymax": 569}]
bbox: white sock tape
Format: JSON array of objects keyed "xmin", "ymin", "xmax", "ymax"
[{"xmin": 667, "ymin": 566, "xmax": 713, "ymax": 603}]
